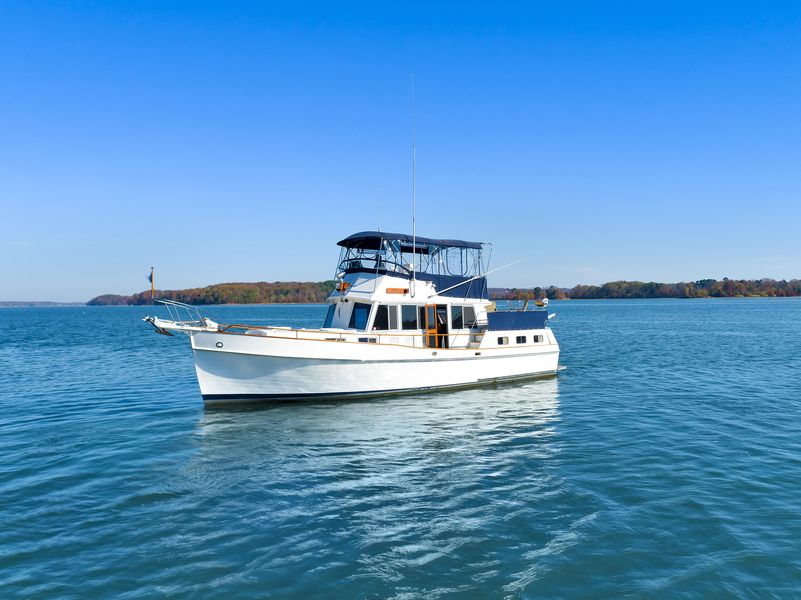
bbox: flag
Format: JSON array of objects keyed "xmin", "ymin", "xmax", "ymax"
[{"xmin": 148, "ymin": 268, "xmax": 155, "ymax": 305}]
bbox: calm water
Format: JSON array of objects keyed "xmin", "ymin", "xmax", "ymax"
[{"xmin": 1, "ymin": 299, "xmax": 801, "ymax": 598}]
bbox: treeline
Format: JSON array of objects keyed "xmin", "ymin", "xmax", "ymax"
[
  {"xmin": 491, "ymin": 278, "xmax": 801, "ymax": 300},
  {"xmin": 88, "ymin": 281, "xmax": 338, "ymax": 305},
  {"xmin": 88, "ymin": 277, "xmax": 801, "ymax": 306}
]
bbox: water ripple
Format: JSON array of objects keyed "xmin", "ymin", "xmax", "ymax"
[{"xmin": 2, "ymin": 301, "xmax": 801, "ymax": 598}]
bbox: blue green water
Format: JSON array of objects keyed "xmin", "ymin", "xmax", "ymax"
[{"xmin": 2, "ymin": 299, "xmax": 801, "ymax": 598}]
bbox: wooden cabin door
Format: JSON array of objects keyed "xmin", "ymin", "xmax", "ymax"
[{"xmin": 424, "ymin": 304, "xmax": 438, "ymax": 348}]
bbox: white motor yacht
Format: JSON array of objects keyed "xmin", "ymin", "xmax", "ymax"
[{"xmin": 145, "ymin": 231, "xmax": 560, "ymax": 405}]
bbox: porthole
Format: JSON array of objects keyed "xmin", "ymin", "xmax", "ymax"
[{"xmin": 216, "ymin": 342, "xmax": 223, "ymax": 348}]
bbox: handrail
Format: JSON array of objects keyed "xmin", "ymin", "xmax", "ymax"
[
  {"xmin": 338, "ymin": 258, "xmax": 412, "ymax": 276},
  {"xmin": 156, "ymin": 298, "xmax": 197, "ymax": 310},
  {"xmin": 155, "ymin": 298, "xmax": 205, "ymax": 325},
  {"xmin": 217, "ymin": 323, "xmax": 490, "ymax": 350},
  {"xmin": 220, "ymin": 323, "xmax": 484, "ymax": 336},
  {"xmin": 495, "ymin": 300, "xmax": 549, "ymax": 312}
]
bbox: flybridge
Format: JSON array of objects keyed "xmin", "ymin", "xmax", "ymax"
[
  {"xmin": 337, "ymin": 231, "xmax": 483, "ymax": 251},
  {"xmin": 336, "ymin": 231, "xmax": 490, "ymax": 298}
]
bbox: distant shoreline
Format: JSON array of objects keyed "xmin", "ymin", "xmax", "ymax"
[
  {"xmin": 0, "ymin": 301, "xmax": 87, "ymax": 308},
  {"xmin": 87, "ymin": 278, "xmax": 801, "ymax": 305},
  {"xmin": 9, "ymin": 277, "xmax": 801, "ymax": 306},
  {"xmin": 5, "ymin": 295, "xmax": 801, "ymax": 307}
]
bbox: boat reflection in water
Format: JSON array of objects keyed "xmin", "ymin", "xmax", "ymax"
[
  {"xmin": 192, "ymin": 377, "xmax": 557, "ymax": 489},
  {"xmin": 181, "ymin": 380, "xmax": 561, "ymax": 589},
  {"xmin": 193, "ymin": 377, "xmax": 560, "ymax": 450},
  {"xmin": 181, "ymin": 380, "xmax": 562, "ymax": 592}
]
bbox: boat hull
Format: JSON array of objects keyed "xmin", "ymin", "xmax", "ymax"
[{"xmin": 190, "ymin": 331, "xmax": 560, "ymax": 406}]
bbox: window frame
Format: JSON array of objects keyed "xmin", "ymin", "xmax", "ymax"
[
  {"xmin": 372, "ymin": 305, "xmax": 390, "ymax": 330},
  {"xmin": 463, "ymin": 306, "xmax": 476, "ymax": 328},
  {"xmin": 401, "ymin": 305, "xmax": 418, "ymax": 330},
  {"xmin": 371, "ymin": 304, "xmax": 400, "ymax": 331},
  {"xmin": 348, "ymin": 302, "xmax": 372, "ymax": 331},
  {"xmin": 451, "ymin": 305, "xmax": 463, "ymax": 330}
]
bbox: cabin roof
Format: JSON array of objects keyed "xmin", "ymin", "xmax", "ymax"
[{"xmin": 337, "ymin": 231, "xmax": 483, "ymax": 252}]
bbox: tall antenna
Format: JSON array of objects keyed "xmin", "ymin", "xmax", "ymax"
[
  {"xmin": 411, "ymin": 73, "xmax": 417, "ymax": 294},
  {"xmin": 377, "ymin": 190, "xmax": 382, "ymax": 232}
]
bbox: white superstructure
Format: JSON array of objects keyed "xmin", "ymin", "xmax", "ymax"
[{"xmin": 145, "ymin": 231, "xmax": 560, "ymax": 405}]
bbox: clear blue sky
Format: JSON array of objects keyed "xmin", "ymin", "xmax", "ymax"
[{"xmin": 2, "ymin": 1, "xmax": 800, "ymax": 301}]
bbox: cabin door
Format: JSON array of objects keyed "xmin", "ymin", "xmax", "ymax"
[
  {"xmin": 436, "ymin": 305, "xmax": 449, "ymax": 349},
  {"xmin": 424, "ymin": 304, "xmax": 438, "ymax": 348}
]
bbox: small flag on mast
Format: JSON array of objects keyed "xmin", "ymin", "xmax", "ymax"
[{"xmin": 148, "ymin": 267, "xmax": 155, "ymax": 304}]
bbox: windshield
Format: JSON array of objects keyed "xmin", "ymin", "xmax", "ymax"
[
  {"xmin": 337, "ymin": 240, "xmax": 485, "ymax": 279},
  {"xmin": 348, "ymin": 303, "xmax": 371, "ymax": 330},
  {"xmin": 323, "ymin": 305, "xmax": 335, "ymax": 328}
]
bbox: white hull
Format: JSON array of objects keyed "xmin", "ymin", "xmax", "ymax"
[{"xmin": 190, "ymin": 331, "xmax": 559, "ymax": 405}]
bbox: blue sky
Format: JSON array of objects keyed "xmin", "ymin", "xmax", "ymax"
[{"xmin": 2, "ymin": 1, "xmax": 800, "ymax": 301}]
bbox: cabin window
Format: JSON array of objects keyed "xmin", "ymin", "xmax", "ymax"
[
  {"xmin": 348, "ymin": 302, "xmax": 371, "ymax": 330},
  {"xmin": 463, "ymin": 306, "xmax": 476, "ymax": 328},
  {"xmin": 323, "ymin": 305, "xmax": 336, "ymax": 328},
  {"xmin": 516, "ymin": 335, "xmax": 526, "ymax": 344},
  {"xmin": 372, "ymin": 305, "xmax": 389, "ymax": 330},
  {"xmin": 372, "ymin": 305, "xmax": 398, "ymax": 331},
  {"xmin": 533, "ymin": 334, "xmax": 544, "ymax": 343},
  {"xmin": 451, "ymin": 306, "xmax": 463, "ymax": 329},
  {"xmin": 401, "ymin": 305, "xmax": 418, "ymax": 330},
  {"xmin": 497, "ymin": 336, "xmax": 509, "ymax": 345}
]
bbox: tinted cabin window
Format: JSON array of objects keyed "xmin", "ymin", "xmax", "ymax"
[
  {"xmin": 451, "ymin": 306, "xmax": 463, "ymax": 329},
  {"xmin": 463, "ymin": 306, "xmax": 476, "ymax": 328},
  {"xmin": 372, "ymin": 305, "xmax": 389, "ymax": 330},
  {"xmin": 388, "ymin": 305, "xmax": 399, "ymax": 330},
  {"xmin": 516, "ymin": 335, "xmax": 526, "ymax": 344},
  {"xmin": 348, "ymin": 303, "xmax": 371, "ymax": 330},
  {"xmin": 401, "ymin": 305, "xmax": 418, "ymax": 330},
  {"xmin": 498, "ymin": 336, "xmax": 509, "ymax": 345},
  {"xmin": 323, "ymin": 305, "xmax": 335, "ymax": 328}
]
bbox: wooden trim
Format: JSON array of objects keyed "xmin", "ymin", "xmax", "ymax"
[
  {"xmin": 215, "ymin": 324, "xmax": 551, "ymax": 351},
  {"xmin": 208, "ymin": 332, "xmax": 556, "ymax": 352}
]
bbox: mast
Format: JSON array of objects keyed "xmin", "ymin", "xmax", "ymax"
[{"xmin": 411, "ymin": 74, "xmax": 417, "ymax": 295}]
